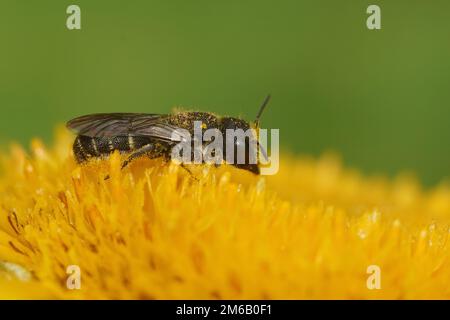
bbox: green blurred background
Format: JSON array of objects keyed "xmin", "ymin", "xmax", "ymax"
[{"xmin": 1, "ymin": 0, "xmax": 449, "ymax": 186}]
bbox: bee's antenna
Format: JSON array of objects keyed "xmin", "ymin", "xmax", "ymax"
[
  {"xmin": 253, "ymin": 94, "xmax": 271, "ymax": 163},
  {"xmin": 254, "ymin": 94, "xmax": 271, "ymax": 128}
]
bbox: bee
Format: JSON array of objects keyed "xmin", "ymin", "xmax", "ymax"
[{"xmin": 66, "ymin": 95, "xmax": 270, "ymax": 175}]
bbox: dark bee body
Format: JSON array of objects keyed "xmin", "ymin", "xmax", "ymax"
[
  {"xmin": 67, "ymin": 96, "xmax": 271, "ymax": 175},
  {"xmin": 73, "ymin": 135, "xmax": 165, "ymax": 162}
]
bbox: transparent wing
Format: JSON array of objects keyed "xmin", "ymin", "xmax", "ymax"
[{"xmin": 66, "ymin": 113, "xmax": 188, "ymax": 142}]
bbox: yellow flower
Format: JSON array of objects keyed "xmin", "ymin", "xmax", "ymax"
[{"xmin": 0, "ymin": 127, "xmax": 450, "ymax": 299}]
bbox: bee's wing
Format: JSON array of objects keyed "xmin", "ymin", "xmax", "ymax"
[{"xmin": 66, "ymin": 113, "xmax": 189, "ymax": 142}]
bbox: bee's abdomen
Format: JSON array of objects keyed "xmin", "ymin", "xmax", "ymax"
[{"xmin": 73, "ymin": 135, "xmax": 151, "ymax": 163}]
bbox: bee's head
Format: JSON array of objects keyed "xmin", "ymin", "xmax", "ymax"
[
  {"xmin": 217, "ymin": 95, "xmax": 271, "ymax": 175},
  {"xmin": 220, "ymin": 117, "xmax": 259, "ymax": 175}
]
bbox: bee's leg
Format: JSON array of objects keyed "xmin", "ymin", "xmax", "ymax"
[
  {"xmin": 179, "ymin": 163, "xmax": 199, "ymax": 181},
  {"xmin": 180, "ymin": 163, "xmax": 193, "ymax": 175},
  {"xmin": 104, "ymin": 144, "xmax": 155, "ymax": 180},
  {"xmin": 121, "ymin": 144, "xmax": 155, "ymax": 169},
  {"xmin": 160, "ymin": 151, "xmax": 191, "ymax": 174}
]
